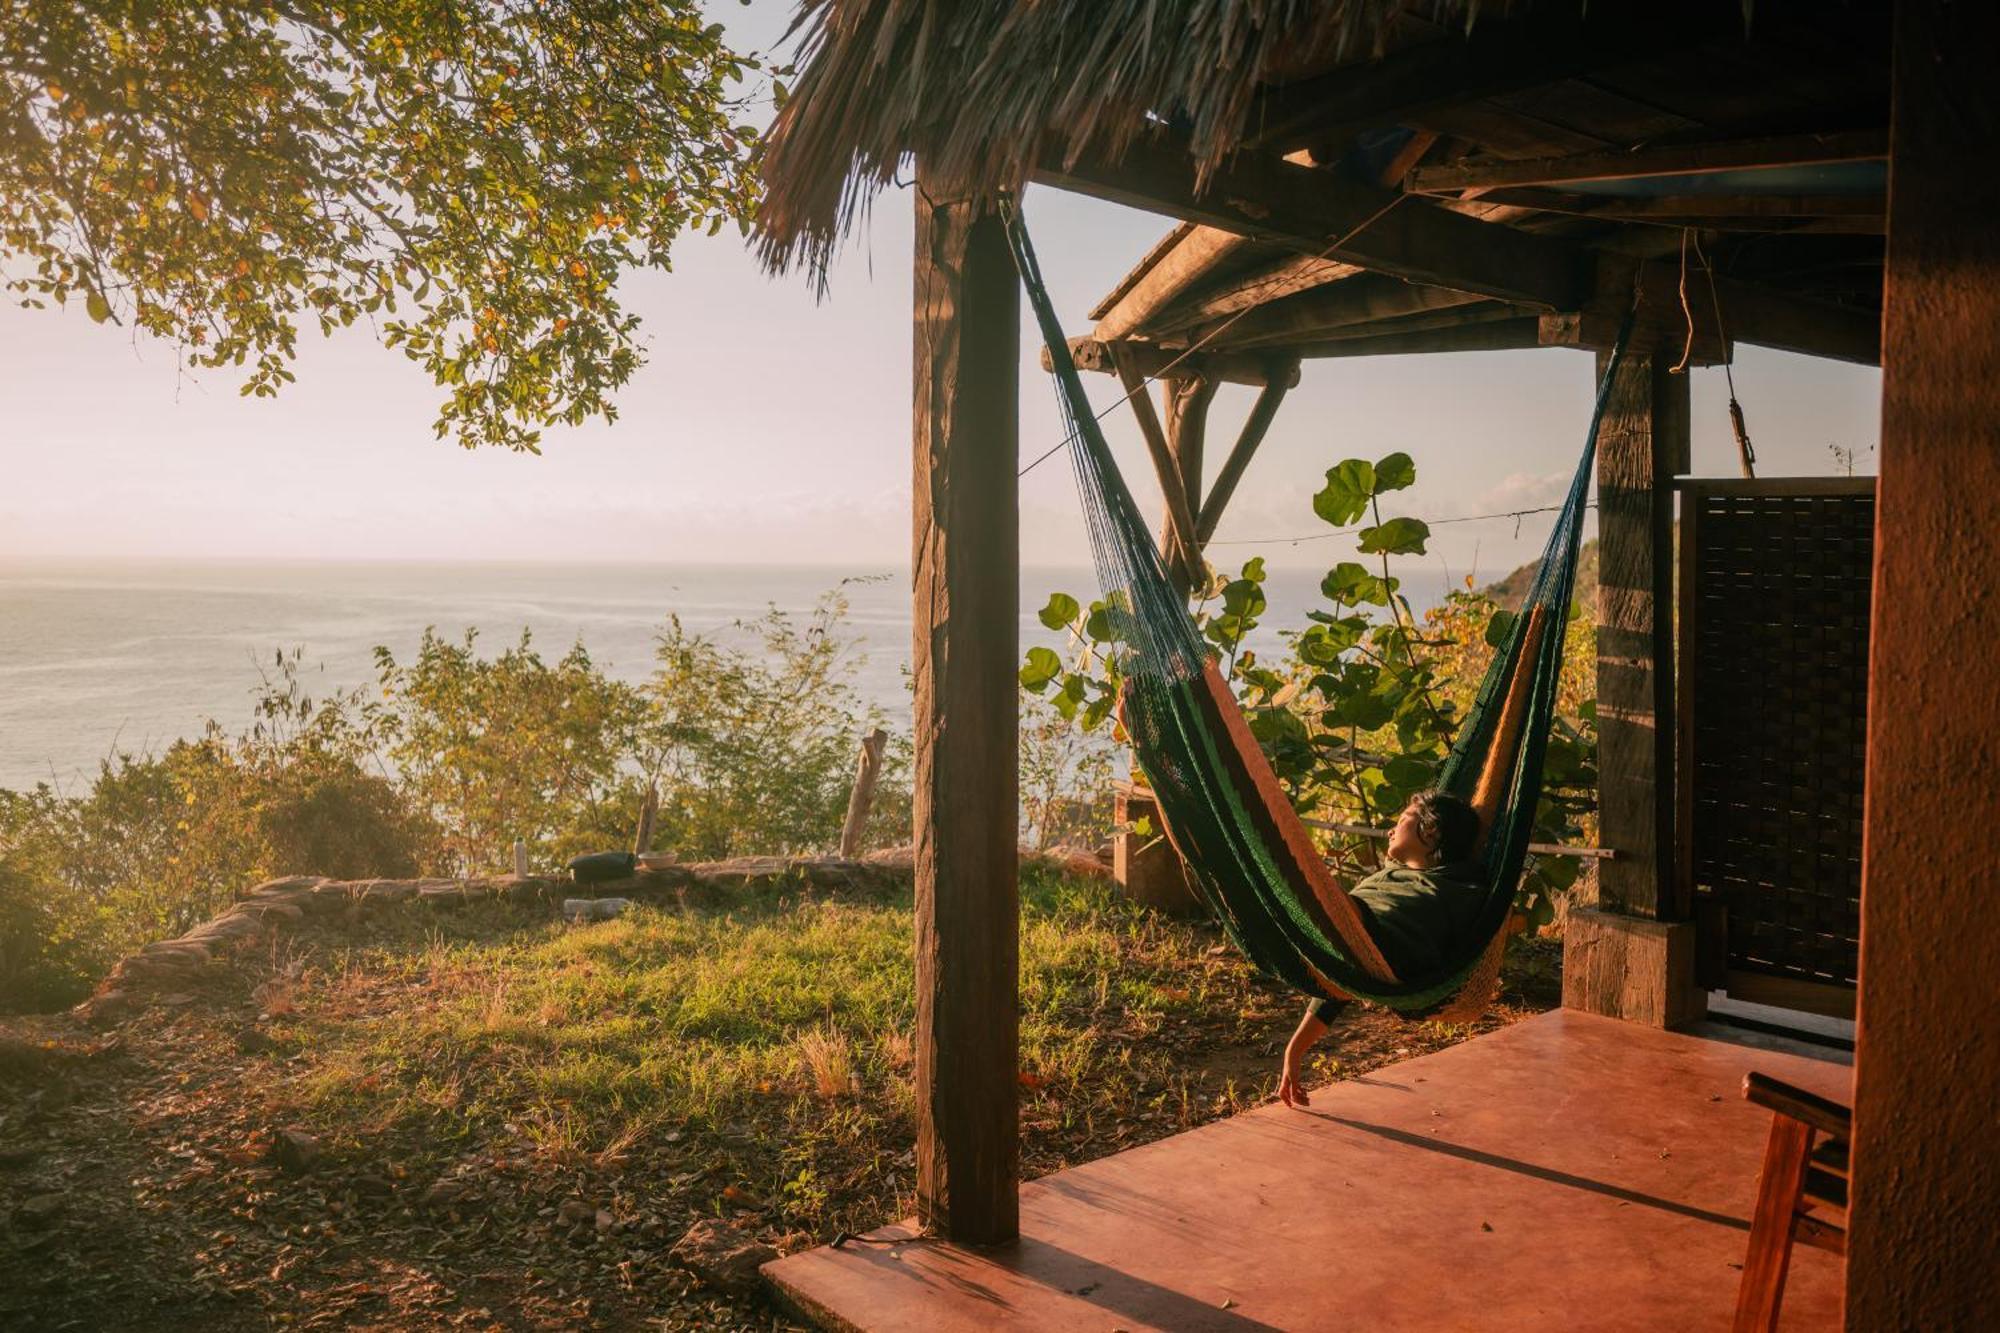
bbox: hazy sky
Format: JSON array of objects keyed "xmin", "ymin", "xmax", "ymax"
[{"xmin": 0, "ymin": 3, "xmax": 1881, "ymax": 581}]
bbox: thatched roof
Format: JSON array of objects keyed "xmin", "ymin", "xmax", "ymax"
[{"xmin": 754, "ymin": 0, "xmax": 1501, "ymax": 276}]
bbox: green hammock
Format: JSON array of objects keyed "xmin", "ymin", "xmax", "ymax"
[{"xmin": 1003, "ymin": 203, "xmax": 1628, "ymax": 1015}]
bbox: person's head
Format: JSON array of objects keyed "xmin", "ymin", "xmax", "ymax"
[{"xmin": 1387, "ymin": 790, "xmax": 1481, "ymax": 867}]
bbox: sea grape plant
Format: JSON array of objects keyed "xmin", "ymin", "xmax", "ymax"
[{"xmin": 1022, "ymin": 451, "xmax": 1595, "ymax": 929}]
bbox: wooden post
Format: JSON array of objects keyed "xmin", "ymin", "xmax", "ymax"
[
  {"xmin": 1159, "ymin": 375, "xmax": 1217, "ymax": 591},
  {"xmin": 1848, "ymin": 3, "xmax": 2000, "ymax": 1324},
  {"xmin": 631, "ymin": 781, "xmax": 658, "ymax": 857},
  {"xmin": 1563, "ymin": 349, "xmax": 1702, "ymax": 1027},
  {"xmin": 1196, "ymin": 368, "xmax": 1295, "ymax": 546},
  {"xmin": 838, "ymin": 728, "xmax": 889, "ymax": 859},
  {"xmin": 1109, "ymin": 346, "xmax": 1204, "ymax": 591},
  {"xmin": 911, "ymin": 174, "xmax": 1019, "ymax": 1245}
]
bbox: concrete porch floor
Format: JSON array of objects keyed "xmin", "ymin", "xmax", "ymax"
[{"xmin": 765, "ymin": 1010, "xmax": 1851, "ymax": 1331}]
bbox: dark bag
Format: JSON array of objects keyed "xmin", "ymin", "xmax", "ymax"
[{"xmin": 568, "ymin": 851, "xmax": 637, "ymax": 885}]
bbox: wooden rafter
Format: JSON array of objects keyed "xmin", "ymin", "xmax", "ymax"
[
  {"xmin": 1141, "ymin": 255, "xmax": 1360, "ymax": 336},
  {"xmin": 1092, "ymin": 226, "xmax": 1247, "ymax": 341},
  {"xmin": 1200, "ymin": 276, "xmax": 1490, "ymax": 349},
  {"xmin": 1293, "ymin": 319, "xmax": 1545, "ymax": 360},
  {"xmin": 1033, "ymin": 132, "xmax": 1588, "ymax": 310},
  {"xmin": 1049, "ymin": 337, "xmax": 1298, "ymax": 387},
  {"xmin": 1407, "ymin": 129, "xmax": 1888, "ymax": 195}
]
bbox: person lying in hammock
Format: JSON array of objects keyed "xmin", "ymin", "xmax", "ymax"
[{"xmin": 1277, "ymin": 790, "xmax": 1484, "ymax": 1109}]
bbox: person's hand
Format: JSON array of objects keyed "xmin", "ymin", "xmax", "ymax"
[{"xmin": 1278, "ymin": 1045, "xmax": 1310, "ymax": 1109}]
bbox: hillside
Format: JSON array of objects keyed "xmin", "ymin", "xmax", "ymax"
[
  {"xmin": 0, "ymin": 860, "xmax": 1560, "ymax": 1329},
  {"xmin": 1482, "ymin": 537, "xmax": 1601, "ymax": 613}
]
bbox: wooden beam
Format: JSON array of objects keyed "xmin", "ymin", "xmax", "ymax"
[
  {"xmin": 1848, "ymin": 3, "xmax": 2000, "ymax": 1325},
  {"xmin": 1109, "ymin": 344, "xmax": 1204, "ymax": 589},
  {"xmin": 1224, "ymin": 282, "xmax": 1504, "ymax": 350},
  {"xmin": 1374, "ymin": 130, "xmax": 1441, "ymax": 189},
  {"xmin": 1594, "ymin": 350, "xmax": 1687, "ymax": 922},
  {"xmin": 910, "ymin": 177, "xmax": 1018, "ymax": 1245},
  {"xmin": 1033, "ymin": 131, "xmax": 1588, "ymax": 309},
  {"xmin": 1183, "ymin": 273, "xmax": 1486, "ymax": 349},
  {"xmin": 1093, "ymin": 226, "xmax": 1245, "ymax": 341},
  {"xmin": 1706, "ymin": 271, "xmax": 1881, "ymax": 366},
  {"xmin": 1196, "ymin": 369, "xmax": 1293, "ymax": 546},
  {"xmin": 1408, "ymin": 129, "xmax": 1888, "ymax": 195},
  {"xmin": 1050, "ymin": 337, "xmax": 1298, "ymax": 387},
  {"xmin": 1292, "ymin": 318, "xmax": 1545, "ymax": 359},
  {"xmin": 1463, "ymin": 187, "xmax": 1886, "ymax": 231},
  {"xmin": 1562, "ymin": 258, "xmax": 1878, "ymax": 367},
  {"xmin": 1142, "ymin": 254, "xmax": 1361, "ymax": 336}
]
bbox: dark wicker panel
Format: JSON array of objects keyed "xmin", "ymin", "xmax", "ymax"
[{"xmin": 1687, "ymin": 486, "xmax": 1872, "ymax": 989}]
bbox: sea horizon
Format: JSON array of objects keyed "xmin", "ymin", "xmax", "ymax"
[{"xmin": 0, "ymin": 555, "xmax": 1459, "ymax": 792}]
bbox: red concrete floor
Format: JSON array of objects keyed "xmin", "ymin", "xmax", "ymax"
[{"xmin": 765, "ymin": 1009, "xmax": 1851, "ymax": 1331}]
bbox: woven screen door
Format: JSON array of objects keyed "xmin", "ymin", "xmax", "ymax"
[{"xmin": 1678, "ymin": 478, "xmax": 1875, "ymax": 1020}]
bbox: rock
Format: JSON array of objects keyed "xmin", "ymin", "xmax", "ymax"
[
  {"xmin": 561, "ymin": 897, "xmax": 633, "ymax": 923},
  {"xmin": 557, "ymin": 1198, "xmax": 597, "ymax": 1227},
  {"xmin": 594, "ymin": 1208, "xmax": 617, "ymax": 1234},
  {"xmin": 269, "ymin": 1127, "xmax": 322, "ymax": 1175},
  {"xmin": 14, "ymin": 1193, "xmax": 64, "ymax": 1229},
  {"xmin": 76, "ymin": 989, "xmax": 136, "ymax": 1026},
  {"xmin": 669, "ymin": 1218, "xmax": 778, "ymax": 1295}
]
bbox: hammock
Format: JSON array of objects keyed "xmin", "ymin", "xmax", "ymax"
[{"xmin": 1002, "ymin": 203, "xmax": 1627, "ymax": 1017}]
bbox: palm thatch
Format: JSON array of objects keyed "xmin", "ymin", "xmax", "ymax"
[{"xmin": 755, "ymin": 0, "xmax": 1511, "ymax": 277}]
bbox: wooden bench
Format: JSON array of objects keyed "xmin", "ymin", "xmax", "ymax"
[{"xmin": 1734, "ymin": 1071, "xmax": 1852, "ymax": 1332}]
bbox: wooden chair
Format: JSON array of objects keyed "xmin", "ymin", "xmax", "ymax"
[{"xmin": 1734, "ymin": 1072, "xmax": 1852, "ymax": 1332}]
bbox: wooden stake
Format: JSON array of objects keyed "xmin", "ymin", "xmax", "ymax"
[
  {"xmin": 631, "ymin": 781, "xmax": 658, "ymax": 857},
  {"xmin": 838, "ymin": 728, "xmax": 889, "ymax": 859}
]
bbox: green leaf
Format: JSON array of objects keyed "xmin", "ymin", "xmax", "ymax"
[
  {"xmin": 1220, "ymin": 578, "xmax": 1266, "ymax": 621},
  {"xmin": 1312, "ymin": 459, "xmax": 1376, "ymax": 527},
  {"xmin": 1321, "ymin": 562, "xmax": 1395, "ymax": 607},
  {"xmin": 1019, "ymin": 646, "xmax": 1062, "ymax": 692},
  {"xmin": 1357, "ymin": 516, "xmax": 1431, "ymax": 556},
  {"xmin": 1083, "ymin": 602, "xmax": 1116, "ymax": 644},
  {"xmin": 85, "ymin": 290, "xmax": 110, "ymax": 323},
  {"xmin": 1039, "ymin": 592, "xmax": 1080, "ymax": 632},
  {"xmin": 1335, "ymin": 692, "xmax": 1395, "ymax": 731},
  {"xmin": 1239, "ymin": 556, "xmax": 1266, "ymax": 584},
  {"xmin": 1484, "ymin": 608, "xmax": 1517, "ymax": 648},
  {"xmin": 1373, "ymin": 451, "xmax": 1417, "ymax": 493},
  {"xmin": 1383, "ymin": 754, "xmax": 1435, "ymax": 790}
]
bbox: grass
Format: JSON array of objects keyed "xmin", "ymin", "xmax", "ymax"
[
  {"xmin": 271, "ymin": 868, "xmax": 1302, "ymax": 1234},
  {"xmin": 0, "ymin": 867, "xmax": 1559, "ymax": 1329}
]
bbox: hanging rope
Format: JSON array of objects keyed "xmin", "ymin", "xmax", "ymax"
[
  {"xmin": 1694, "ymin": 231, "xmax": 1758, "ymax": 479},
  {"xmin": 1668, "ymin": 228, "xmax": 1759, "ymax": 479}
]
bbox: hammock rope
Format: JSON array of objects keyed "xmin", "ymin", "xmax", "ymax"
[{"xmin": 1000, "ymin": 199, "xmax": 1630, "ymax": 1015}]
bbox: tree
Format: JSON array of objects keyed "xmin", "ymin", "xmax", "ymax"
[{"xmin": 0, "ymin": 1, "xmax": 760, "ymax": 450}]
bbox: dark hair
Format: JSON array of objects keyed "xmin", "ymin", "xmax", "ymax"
[{"xmin": 1407, "ymin": 790, "xmax": 1480, "ymax": 863}]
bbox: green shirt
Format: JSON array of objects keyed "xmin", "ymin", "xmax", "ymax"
[{"xmin": 1348, "ymin": 859, "xmax": 1486, "ymax": 981}]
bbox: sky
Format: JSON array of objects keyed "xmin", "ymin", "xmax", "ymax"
[{"xmin": 0, "ymin": 3, "xmax": 1882, "ymax": 583}]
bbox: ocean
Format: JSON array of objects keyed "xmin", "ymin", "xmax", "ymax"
[{"xmin": 0, "ymin": 558, "xmax": 1451, "ymax": 793}]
